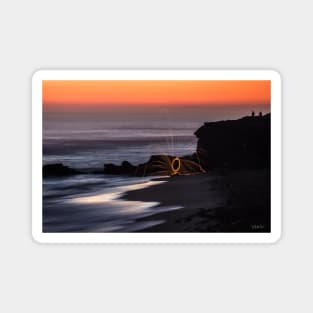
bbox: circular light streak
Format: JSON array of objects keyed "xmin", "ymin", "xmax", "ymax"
[{"xmin": 171, "ymin": 157, "xmax": 181, "ymax": 175}]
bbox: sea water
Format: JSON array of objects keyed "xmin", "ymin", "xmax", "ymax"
[
  {"xmin": 43, "ymin": 110, "xmax": 202, "ymax": 169},
  {"xmin": 43, "ymin": 174, "xmax": 182, "ymax": 232},
  {"xmin": 42, "ymin": 106, "xmax": 255, "ymax": 232}
]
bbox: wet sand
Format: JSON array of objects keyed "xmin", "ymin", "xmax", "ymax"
[{"xmin": 122, "ymin": 169, "xmax": 270, "ymax": 232}]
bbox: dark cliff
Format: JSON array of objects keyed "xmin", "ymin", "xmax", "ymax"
[
  {"xmin": 43, "ymin": 114, "xmax": 270, "ymax": 177},
  {"xmin": 195, "ymin": 114, "xmax": 270, "ymax": 170}
]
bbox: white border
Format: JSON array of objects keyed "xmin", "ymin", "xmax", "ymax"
[{"xmin": 32, "ymin": 70, "xmax": 282, "ymax": 244}]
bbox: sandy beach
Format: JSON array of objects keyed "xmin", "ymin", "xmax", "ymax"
[{"xmin": 122, "ymin": 169, "xmax": 270, "ymax": 232}]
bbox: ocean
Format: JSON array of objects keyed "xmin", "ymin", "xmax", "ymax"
[
  {"xmin": 43, "ymin": 173, "xmax": 184, "ymax": 232},
  {"xmin": 43, "ymin": 108, "xmax": 202, "ymax": 232},
  {"xmin": 42, "ymin": 106, "xmax": 262, "ymax": 232},
  {"xmin": 43, "ymin": 109, "xmax": 203, "ymax": 170},
  {"xmin": 43, "ymin": 105, "xmax": 259, "ymax": 169}
]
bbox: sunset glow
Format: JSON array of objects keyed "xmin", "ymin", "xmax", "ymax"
[{"xmin": 43, "ymin": 80, "xmax": 270, "ymax": 109}]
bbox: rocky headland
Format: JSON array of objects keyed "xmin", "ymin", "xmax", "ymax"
[{"xmin": 43, "ymin": 114, "xmax": 270, "ymax": 177}]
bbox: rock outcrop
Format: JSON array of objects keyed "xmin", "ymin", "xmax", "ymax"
[
  {"xmin": 43, "ymin": 163, "xmax": 81, "ymax": 177},
  {"xmin": 43, "ymin": 114, "xmax": 270, "ymax": 177},
  {"xmin": 103, "ymin": 154, "xmax": 204, "ymax": 176},
  {"xmin": 103, "ymin": 161, "xmax": 137, "ymax": 175},
  {"xmin": 194, "ymin": 114, "xmax": 270, "ymax": 170}
]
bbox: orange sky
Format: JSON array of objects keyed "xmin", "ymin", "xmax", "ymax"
[{"xmin": 43, "ymin": 80, "xmax": 270, "ymax": 108}]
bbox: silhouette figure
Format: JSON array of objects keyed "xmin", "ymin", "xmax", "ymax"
[
  {"xmin": 251, "ymin": 111, "xmax": 255, "ymax": 117},
  {"xmin": 259, "ymin": 112, "xmax": 263, "ymax": 117}
]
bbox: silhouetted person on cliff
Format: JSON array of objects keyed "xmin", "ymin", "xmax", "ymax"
[{"xmin": 251, "ymin": 111, "xmax": 255, "ymax": 117}]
